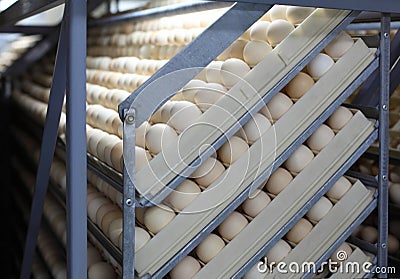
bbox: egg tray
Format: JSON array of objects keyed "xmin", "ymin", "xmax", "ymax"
[
  {"xmin": 133, "ymin": 37, "xmax": 377, "ymax": 278},
  {"xmin": 133, "ymin": 8, "xmax": 358, "ymax": 205},
  {"xmin": 257, "ymin": 181, "xmax": 376, "ymax": 279},
  {"xmin": 192, "ymin": 113, "xmax": 376, "ymax": 279}
]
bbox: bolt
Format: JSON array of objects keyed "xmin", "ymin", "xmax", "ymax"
[
  {"xmin": 381, "ymin": 243, "xmax": 387, "ymax": 249},
  {"xmin": 382, "ymin": 104, "xmax": 388, "ymax": 111},
  {"xmin": 382, "ymin": 175, "xmax": 387, "ymax": 181},
  {"xmin": 126, "ymin": 198, "xmax": 133, "ymax": 206},
  {"xmin": 126, "ymin": 114, "xmax": 135, "ymax": 124},
  {"xmin": 384, "ymin": 33, "xmax": 389, "ymax": 38}
]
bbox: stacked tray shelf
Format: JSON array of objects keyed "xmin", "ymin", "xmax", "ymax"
[{"xmin": 8, "ymin": 4, "xmax": 388, "ymax": 279}]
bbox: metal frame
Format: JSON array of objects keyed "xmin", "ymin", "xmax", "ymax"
[{"xmin": 1, "ymin": 1, "xmax": 392, "ymax": 278}]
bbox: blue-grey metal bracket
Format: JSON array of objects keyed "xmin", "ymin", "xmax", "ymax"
[
  {"xmin": 0, "ymin": 25, "xmax": 55, "ymax": 34},
  {"xmin": 19, "ymin": 18, "xmax": 66, "ymax": 279},
  {"xmin": 64, "ymin": 0, "xmax": 87, "ymax": 277},
  {"xmin": 377, "ymin": 14, "xmax": 390, "ymax": 277}
]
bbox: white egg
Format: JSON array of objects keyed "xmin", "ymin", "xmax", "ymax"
[
  {"xmin": 136, "ymin": 121, "xmax": 151, "ymax": 148},
  {"xmin": 108, "ymin": 218, "xmax": 123, "ymax": 245},
  {"xmin": 360, "ymin": 226, "xmax": 378, "ymax": 243},
  {"xmin": 135, "ymin": 146, "xmax": 152, "ymax": 172},
  {"xmin": 389, "ymin": 183, "xmax": 400, "ymax": 205},
  {"xmin": 145, "ymin": 123, "xmax": 178, "ymax": 155},
  {"xmin": 218, "ymin": 136, "xmax": 249, "ymax": 165},
  {"xmin": 243, "ymin": 41, "xmax": 272, "ymax": 67},
  {"xmin": 165, "ymin": 180, "xmax": 201, "ymax": 211},
  {"xmin": 110, "ymin": 141, "xmax": 123, "ymax": 172},
  {"xmin": 87, "ymin": 246, "xmax": 102, "ymax": 268},
  {"xmin": 306, "ymin": 124, "xmax": 335, "ymax": 152},
  {"xmin": 240, "ymin": 113, "xmax": 271, "ymax": 144},
  {"xmin": 144, "ymin": 204, "xmax": 176, "ymax": 234},
  {"xmin": 266, "ymin": 19, "xmax": 294, "ymax": 47},
  {"xmin": 229, "ymin": 39, "xmax": 247, "ymax": 60},
  {"xmin": 170, "ymin": 256, "xmax": 201, "ymax": 279},
  {"xmin": 265, "ymin": 92, "xmax": 293, "ymax": 121},
  {"xmin": 306, "ymin": 196, "xmax": 333, "ymax": 222},
  {"xmin": 390, "ymin": 167, "xmax": 400, "ymax": 183},
  {"xmin": 101, "ymin": 210, "xmax": 122, "ymax": 234},
  {"xmin": 96, "ymin": 203, "xmax": 119, "ymax": 226},
  {"xmin": 88, "ymin": 197, "xmax": 109, "ymax": 222},
  {"xmin": 330, "ymin": 242, "xmax": 352, "ymax": 264},
  {"xmin": 220, "ymin": 58, "xmax": 250, "ymax": 88},
  {"xmin": 269, "ymin": 5, "xmax": 287, "ymax": 21},
  {"xmin": 242, "ymin": 190, "xmax": 271, "ymax": 217},
  {"xmin": 97, "ymin": 135, "xmax": 120, "ymax": 162},
  {"xmin": 286, "ymin": 7, "xmax": 315, "ymax": 25},
  {"xmin": 135, "ymin": 207, "xmax": 146, "ymax": 224},
  {"xmin": 205, "ymin": 61, "xmax": 224, "ymax": 84},
  {"xmin": 250, "ymin": 21, "xmax": 270, "ymax": 42},
  {"xmin": 326, "ymin": 176, "xmax": 352, "ymax": 200},
  {"xmin": 326, "ymin": 106, "xmax": 353, "ymax": 130},
  {"xmin": 307, "ymin": 53, "xmax": 335, "ymax": 80},
  {"xmin": 218, "ymin": 211, "xmax": 248, "ymax": 240},
  {"xmin": 195, "ymin": 234, "xmax": 225, "ymax": 263},
  {"xmin": 264, "ymin": 167, "xmax": 294, "ymax": 195},
  {"xmin": 324, "ymin": 31, "xmax": 354, "ymax": 60},
  {"xmin": 284, "ymin": 145, "xmax": 314, "ymax": 174},
  {"xmin": 285, "ymin": 218, "xmax": 313, "ymax": 244},
  {"xmin": 194, "ymin": 82, "xmax": 227, "ymax": 112},
  {"xmin": 181, "ymin": 79, "xmax": 207, "ymax": 102},
  {"xmin": 169, "ymin": 101, "xmax": 202, "ymax": 132},
  {"xmin": 190, "ymin": 157, "xmax": 225, "ymax": 187},
  {"xmin": 160, "ymin": 101, "xmax": 176, "ymax": 123},
  {"xmin": 265, "ymin": 239, "xmax": 291, "ymax": 263},
  {"xmin": 135, "ymin": 227, "xmax": 151, "ymax": 252},
  {"xmin": 88, "ymin": 262, "xmax": 116, "ymax": 279}
]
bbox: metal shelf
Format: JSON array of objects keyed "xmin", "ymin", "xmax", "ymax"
[
  {"xmin": 364, "ymin": 145, "xmax": 400, "ymax": 165},
  {"xmin": 130, "ymin": 10, "xmax": 362, "ymax": 207},
  {"xmin": 234, "ymin": 129, "xmax": 378, "ymax": 278}
]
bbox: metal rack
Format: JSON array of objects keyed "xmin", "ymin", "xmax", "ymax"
[{"xmin": 0, "ymin": 0, "xmax": 398, "ymax": 278}]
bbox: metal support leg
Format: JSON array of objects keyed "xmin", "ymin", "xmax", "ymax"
[
  {"xmin": 19, "ymin": 22, "xmax": 67, "ymax": 279},
  {"xmin": 65, "ymin": 0, "xmax": 87, "ymax": 278},
  {"xmin": 123, "ymin": 111, "xmax": 136, "ymax": 279},
  {"xmin": 377, "ymin": 13, "xmax": 390, "ymax": 278}
]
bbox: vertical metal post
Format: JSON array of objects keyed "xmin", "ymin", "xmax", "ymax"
[
  {"xmin": 378, "ymin": 13, "xmax": 390, "ymax": 277},
  {"xmin": 19, "ymin": 21, "xmax": 67, "ymax": 279},
  {"xmin": 123, "ymin": 110, "xmax": 136, "ymax": 279},
  {"xmin": 65, "ymin": 0, "xmax": 87, "ymax": 278}
]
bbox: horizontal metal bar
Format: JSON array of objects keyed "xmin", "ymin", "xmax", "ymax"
[
  {"xmin": 302, "ymin": 198, "xmax": 378, "ymax": 279},
  {"xmin": 209, "ymin": 0, "xmax": 400, "ymax": 13},
  {"xmin": 0, "ymin": 0, "xmax": 64, "ymax": 27},
  {"xmin": 364, "ymin": 146, "xmax": 400, "ymax": 165},
  {"xmin": 346, "ymin": 171, "xmax": 378, "ymax": 188},
  {"xmin": 354, "ymin": 12, "xmax": 400, "ymax": 23},
  {"xmin": 346, "ymin": 21, "xmax": 400, "ymax": 30},
  {"xmin": 342, "ymin": 103, "xmax": 379, "ymax": 119},
  {"xmin": 0, "ymin": 25, "xmax": 55, "ymax": 34},
  {"xmin": 348, "ymin": 236, "xmax": 378, "ymax": 254},
  {"xmin": 89, "ymin": 1, "xmax": 230, "ymax": 27}
]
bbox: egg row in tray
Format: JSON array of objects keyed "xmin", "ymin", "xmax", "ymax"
[
  {"xmin": 14, "ymin": 157, "xmax": 118, "ymax": 279},
  {"xmin": 135, "ymin": 107, "xmax": 353, "ymax": 279}
]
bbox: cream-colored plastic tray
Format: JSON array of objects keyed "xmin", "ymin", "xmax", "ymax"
[
  {"xmin": 135, "ymin": 39, "xmax": 376, "ymax": 277},
  {"xmin": 264, "ymin": 181, "xmax": 374, "ymax": 279},
  {"xmin": 135, "ymin": 8, "xmax": 353, "ymax": 199},
  {"xmin": 330, "ymin": 246, "xmax": 374, "ymax": 279},
  {"xmin": 193, "ymin": 113, "xmax": 375, "ymax": 279}
]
